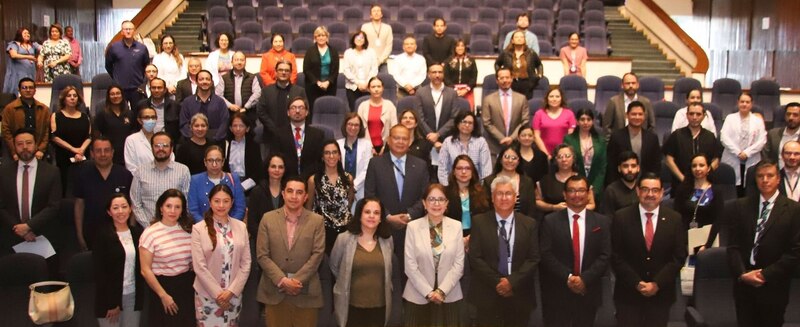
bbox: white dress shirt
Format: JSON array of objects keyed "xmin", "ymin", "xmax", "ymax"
[
  {"xmin": 639, "ymin": 204, "xmax": 660, "ymax": 235},
  {"xmin": 671, "ymin": 107, "xmax": 718, "ymax": 136}
]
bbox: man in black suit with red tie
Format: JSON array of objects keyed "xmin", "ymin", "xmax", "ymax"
[
  {"xmin": 269, "ymin": 96, "xmax": 325, "ymax": 179},
  {"xmin": 611, "ymin": 172, "xmax": 687, "ymax": 327},
  {"xmin": 540, "ymin": 175, "xmax": 611, "ymax": 327},
  {"xmin": 469, "ymin": 175, "xmax": 539, "ymax": 327},
  {"xmin": 727, "ymin": 159, "xmax": 800, "ymax": 327}
]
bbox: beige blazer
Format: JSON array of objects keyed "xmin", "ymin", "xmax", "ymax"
[
  {"xmin": 330, "ymin": 232, "xmax": 394, "ymax": 327},
  {"xmin": 403, "ymin": 216, "xmax": 465, "ymax": 305},
  {"xmin": 256, "ymin": 208, "xmax": 325, "ymax": 307},
  {"xmin": 191, "ymin": 218, "xmax": 252, "ymax": 300},
  {"xmin": 358, "ymin": 99, "xmax": 398, "ymax": 147},
  {"xmin": 481, "ymin": 89, "xmax": 530, "ymax": 146}
]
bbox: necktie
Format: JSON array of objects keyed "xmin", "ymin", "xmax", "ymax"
[
  {"xmin": 21, "ymin": 164, "xmax": 30, "ymax": 223},
  {"xmin": 294, "ymin": 127, "xmax": 302, "ymax": 148},
  {"xmin": 498, "ymin": 220, "xmax": 509, "ymax": 276},
  {"xmin": 751, "ymin": 201, "xmax": 771, "ymax": 265},
  {"xmin": 645, "ymin": 212, "xmax": 654, "ymax": 251},
  {"xmin": 572, "ymin": 214, "xmax": 581, "ymax": 275},
  {"xmin": 502, "ymin": 92, "xmax": 511, "ymax": 136},
  {"xmin": 393, "ymin": 158, "xmax": 404, "ymax": 201}
]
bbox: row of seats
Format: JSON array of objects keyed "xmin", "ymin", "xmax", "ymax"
[{"xmin": 212, "ymin": 0, "xmax": 586, "ymax": 14}]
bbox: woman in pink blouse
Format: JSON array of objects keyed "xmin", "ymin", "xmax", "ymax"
[
  {"xmin": 559, "ymin": 32, "xmax": 588, "ymax": 77},
  {"xmin": 532, "ymin": 88, "xmax": 576, "ymax": 159}
]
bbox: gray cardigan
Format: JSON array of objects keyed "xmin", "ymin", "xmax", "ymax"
[{"xmin": 329, "ymin": 232, "xmax": 394, "ymax": 327}]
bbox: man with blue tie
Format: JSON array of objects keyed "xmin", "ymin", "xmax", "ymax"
[
  {"xmin": 540, "ymin": 175, "xmax": 612, "ymax": 326},
  {"xmin": 364, "ymin": 124, "xmax": 430, "ymax": 262},
  {"xmin": 727, "ymin": 159, "xmax": 800, "ymax": 327},
  {"xmin": 469, "ymin": 175, "xmax": 539, "ymax": 327}
]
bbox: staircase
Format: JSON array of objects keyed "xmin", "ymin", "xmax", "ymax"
[
  {"xmin": 605, "ymin": 7, "xmax": 683, "ymax": 85},
  {"xmin": 162, "ymin": 0, "xmax": 207, "ymax": 53}
]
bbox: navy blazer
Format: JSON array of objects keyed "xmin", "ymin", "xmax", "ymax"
[
  {"xmin": 414, "ymin": 85, "xmax": 460, "ymax": 141},
  {"xmin": 364, "ymin": 152, "xmax": 430, "ymax": 219}
]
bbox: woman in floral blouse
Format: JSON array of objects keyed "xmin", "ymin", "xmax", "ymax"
[
  {"xmin": 307, "ymin": 140, "xmax": 355, "ymax": 254},
  {"xmin": 37, "ymin": 24, "xmax": 71, "ymax": 82}
]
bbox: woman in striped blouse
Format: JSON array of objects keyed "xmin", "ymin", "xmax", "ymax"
[{"xmin": 139, "ymin": 189, "xmax": 195, "ymax": 326}]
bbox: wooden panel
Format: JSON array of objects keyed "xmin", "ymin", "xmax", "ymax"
[
  {"xmin": 750, "ymin": 0, "xmax": 776, "ymax": 50},
  {"xmin": 726, "ymin": 50, "xmax": 773, "ymax": 88},
  {"xmin": 774, "ymin": 51, "xmax": 800, "ymax": 89},
  {"xmin": 708, "ymin": 0, "xmax": 752, "ymax": 50},
  {"xmin": 775, "ymin": 0, "xmax": 800, "ymax": 51},
  {"xmin": 704, "ymin": 50, "xmax": 729, "ymax": 85},
  {"xmin": 690, "ymin": 0, "xmax": 712, "ymax": 50}
]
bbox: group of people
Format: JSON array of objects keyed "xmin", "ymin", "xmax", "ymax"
[{"xmin": 1, "ymin": 11, "xmax": 799, "ymax": 327}]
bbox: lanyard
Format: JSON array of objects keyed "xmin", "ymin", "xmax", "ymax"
[{"xmin": 499, "ymin": 216, "xmax": 515, "ymax": 260}]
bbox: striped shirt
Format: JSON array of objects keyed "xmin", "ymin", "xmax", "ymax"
[
  {"xmin": 139, "ymin": 222, "xmax": 193, "ymax": 276},
  {"xmin": 131, "ymin": 161, "xmax": 191, "ymax": 228},
  {"xmin": 437, "ymin": 135, "xmax": 493, "ymax": 185}
]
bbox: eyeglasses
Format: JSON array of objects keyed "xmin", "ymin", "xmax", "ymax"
[
  {"xmin": 639, "ymin": 187, "xmax": 662, "ymax": 194},
  {"xmin": 153, "ymin": 143, "xmax": 170, "ymax": 149},
  {"xmin": 556, "ymin": 154, "xmax": 574, "ymax": 159},
  {"xmin": 503, "ymin": 154, "xmax": 519, "ymax": 161},
  {"xmin": 426, "ymin": 197, "xmax": 447, "ymax": 204},
  {"xmin": 346, "ymin": 122, "xmax": 361, "ymax": 127},
  {"xmin": 565, "ymin": 188, "xmax": 588, "ymax": 195},
  {"xmin": 205, "ymin": 158, "xmax": 224, "ymax": 164}
]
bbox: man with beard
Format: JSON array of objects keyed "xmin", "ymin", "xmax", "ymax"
[
  {"xmin": 603, "ymin": 151, "xmax": 641, "ymax": 214},
  {"xmin": 130, "ymin": 131, "xmax": 190, "ymax": 227},
  {"xmin": 500, "ymin": 13, "xmax": 540, "ymax": 54},
  {"xmin": 269, "ymin": 96, "xmax": 325, "ymax": 178},
  {"xmin": 762, "ymin": 102, "xmax": 800, "ymax": 168},
  {"xmin": 257, "ymin": 61, "xmax": 307, "ymax": 144},
  {"xmin": 215, "ymin": 51, "xmax": 261, "ymax": 118},
  {"xmin": 1, "ymin": 78, "xmax": 49, "ymax": 160},
  {"xmin": 137, "ymin": 77, "xmax": 180, "ymax": 141},
  {"xmin": 73, "ymin": 136, "xmax": 133, "ymax": 250},
  {"xmin": 606, "ymin": 101, "xmax": 661, "ymax": 185},
  {"xmin": 611, "ymin": 173, "xmax": 686, "ymax": 327},
  {"xmin": 179, "ymin": 69, "xmax": 229, "ymax": 142},
  {"xmin": 602, "ymin": 73, "xmax": 654, "ymax": 135},
  {"xmin": 421, "ymin": 18, "xmax": 456, "ymax": 67},
  {"xmin": 124, "ymin": 107, "xmax": 174, "ymax": 174},
  {"xmin": 664, "ymin": 103, "xmax": 722, "ymax": 184}
]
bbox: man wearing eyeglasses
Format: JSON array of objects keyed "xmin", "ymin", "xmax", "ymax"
[
  {"xmin": 269, "ymin": 96, "xmax": 325, "ymax": 179},
  {"xmin": 124, "ymin": 107, "xmax": 174, "ymax": 174},
  {"xmin": 610, "ymin": 173, "xmax": 686, "ymax": 327},
  {"xmin": 1, "ymin": 78, "xmax": 49, "ymax": 160},
  {"xmin": 130, "ymin": 131, "xmax": 190, "ymax": 228},
  {"xmin": 257, "ymin": 61, "xmax": 307, "ymax": 145},
  {"xmin": 540, "ymin": 175, "xmax": 611, "ymax": 327},
  {"xmin": 469, "ymin": 175, "xmax": 539, "ymax": 327}
]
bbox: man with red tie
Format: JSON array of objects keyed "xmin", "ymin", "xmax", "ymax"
[
  {"xmin": 610, "ymin": 172, "xmax": 687, "ymax": 327},
  {"xmin": 540, "ymin": 175, "xmax": 611, "ymax": 326},
  {"xmin": 269, "ymin": 96, "xmax": 325, "ymax": 179}
]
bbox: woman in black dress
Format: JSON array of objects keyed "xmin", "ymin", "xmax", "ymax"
[
  {"xmin": 51, "ymin": 85, "xmax": 91, "ymax": 194},
  {"xmin": 535, "ymin": 144, "xmax": 596, "ymax": 216},
  {"xmin": 673, "ymin": 153, "xmax": 723, "ymax": 250},
  {"xmin": 93, "ymin": 84, "xmax": 136, "ymax": 165},
  {"xmin": 516, "ymin": 126, "xmax": 549, "ymax": 185},
  {"xmin": 175, "ymin": 113, "xmax": 218, "ymax": 174}
]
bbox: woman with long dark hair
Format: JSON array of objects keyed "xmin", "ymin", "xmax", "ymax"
[
  {"xmin": 93, "ymin": 84, "xmax": 136, "ymax": 165},
  {"xmin": 139, "ymin": 189, "xmax": 195, "ymax": 326},
  {"xmin": 93, "ymin": 193, "xmax": 143, "ymax": 327},
  {"xmin": 483, "ymin": 144, "xmax": 537, "ymax": 218},
  {"xmin": 563, "ymin": 108, "xmax": 607, "ymax": 201},
  {"xmin": 443, "ymin": 39, "xmax": 478, "ymax": 110},
  {"xmin": 343, "ymin": 31, "xmax": 378, "ymax": 111},
  {"xmin": 437, "ymin": 111, "xmax": 492, "ymax": 186},
  {"xmin": 535, "ymin": 144, "xmax": 596, "ymax": 216},
  {"xmin": 205, "ymin": 32, "xmax": 233, "ymax": 86},
  {"xmin": 532, "ymin": 88, "xmax": 575, "ymax": 159},
  {"xmin": 307, "ymin": 140, "xmax": 355, "ymax": 253},
  {"xmin": 517, "ymin": 126, "xmax": 549, "ymax": 185},
  {"xmin": 247, "ymin": 153, "xmax": 287, "ymax": 237},
  {"xmin": 444, "ymin": 155, "xmax": 490, "ymax": 238},
  {"xmin": 494, "ymin": 30, "xmax": 542, "ymax": 99},
  {"xmin": 3, "ymin": 27, "xmax": 40, "ymax": 94},
  {"xmin": 358, "ymin": 76, "xmax": 397, "ymax": 153},
  {"xmin": 191, "ymin": 184, "xmax": 251, "ymax": 326},
  {"xmin": 330, "ymin": 198, "xmax": 394, "ymax": 327},
  {"xmin": 672, "ymin": 153, "xmax": 723, "ymax": 250}
]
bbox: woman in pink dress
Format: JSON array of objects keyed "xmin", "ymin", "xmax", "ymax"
[
  {"xmin": 559, "ymin": 32, "xmax": 588, "ymax": 77},
  {"xmin": 531, "ymin": 88, "xmax": 576, "ymax": 159}
]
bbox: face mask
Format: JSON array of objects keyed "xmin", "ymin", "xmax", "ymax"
[{"xmin": 142, "ymin": 119, "xmax": 157, "ymax": 133}]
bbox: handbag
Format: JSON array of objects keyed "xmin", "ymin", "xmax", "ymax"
[
  {"xmin": 28, "ymin": 281, "xmax": 74, "ymax": 325},
  {"xmin": 680, "ymin": 259, "xmax": 695, "ymax": 296}
]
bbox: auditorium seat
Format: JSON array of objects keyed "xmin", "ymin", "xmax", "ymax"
[
  {"xmin": 240, "ymin": 21, "xmax": 264, "ymax": 51},
  {"xmin": 711, "ymin": 77, "xmax": 742, "ymax": 116},
  {"xmin": 583, "ymin": 10, "xmax": 607, "ymax": 30},
  {"xmin": 531, "ymin": 24, "xmax": 552, "ymax": 44},
  {"xmin": 482, "ymin": 74, "xmax": 499, "ymax": 100},
  {"xmin": 594, "ymin": 75, "xmax": 622, "ymax": 116},
  {"xmin": 318, "ymin": 6, "xmax": 338, "ymax": 26},
  {"xmin": 450, "ymin": 8, "xmax": 472, "ymax": 26},
  {"xmin": 298, "ymin": 22, "xmax": 318, "ymax": 37},
  {"xmin": 50, "ymin": 74, "xmax": 86, "ymax": 114},
  {"xmin": 639, "ymin": 76, "xmax": 665, "ymax": 102},
  {"xmin": 257, "ymin": 0, "xmax": 277, "ymax": 7},
  {"xmin": 206, "ymin": 0, "xmax": 227, "ymax": 9},
  {"xmin": 534, "ymin": 0, "xmax": 554, "ymax": 10},
  {"xmin": 328, "ymin": 22, "xmax": 349, "ymax": 41},
  {"xmin": 233, "ymin": 6, "xmax": 256, "ymax": 33},
  {"xmin": 671, "ymin": 77, "xmax": 702, "ymax": 105},
  {"xmin": 568, "ymin": 99, "xmax": 595, "ymax": 115},
  {"xmin": 307, "ymin": 0, "xmax": 327, "ymax": 15},
  {"xmin": 470, "ymin": 23, "xmax": 494, "ymax": 42},
  {"xmin": 414, "ymin": 22, "xmax": 433, "ymax": 37},
  {"xmin": 329, "ymin": 37, "xmax": 348, "ymax": 54},
  {"xmin": 260, "ymin": 7, "xmax": 283, "ymax": 33},
  {"xmin": 291, "ymin": 37, "xmax": 314, "ymax": 54},
  {"xmin": 653, "ymin": 100, "xmax": 680, "ymax": 146},
  {"xmin": 342, "ymin": 6, "xmax": 365, "ymax": 32},
  {"xmin": 685, "ymin": 247, "xmax": 736, "ymax": 327},
  {"xmin": 531, "ymin": 75, "xmax": 550, "ymax": 102},
  {"xmin": 378, "ymin": 72, "xmax": 399, "ymax": 104},
  {"xmin": 559, "ymin": 74, "xmax": 588, "ymax": 101},
  {"xmin": 532, "ymin": 9, "xmax": 555, "ymax": 34},
  {"xmin": 0, "ymin": 253, "xmax": 49, "ymax": 327},
  {"xmin": 312, "ymin": 96, "xmax": 349, "ymax": 139},
  {"xmin": 233, "ymin": 37, "xmax": 256, "ymax": 54},
  {"xmin": 446, "ymin": 23, "xmax": 465, "ymax": 40},
  {"xmin": 397, "ymin": 6, "xmax": 419, "ymax": 25},
  {"xmin": 90, "ymin": 73, "xmax": 115, "ymax": 116},
  {"xmin": 584, "ymin": 0, "xmax": 604, "ymax": 13},
  {"xmin": 469, "ymin": 39, "xmax": 495, "ymax": 55},
  {"xmin": 557, "ymin": 9, "xmax": 580, "ymax": 29},
  {"xmin": 584, "ymin": 26, "xmax": 609, "ymax": 56},
  {"xmin": 423, "ymin": 8, "xmax": 445, "ymax": 22},
  {"xmin": 289, "ymin": 7, "xmax": 313, "ymax": 33},
  {"xmin": 559, "ymin": 0, "xmax": 580, "ymax": 12},
  {"xmin": 750, "ymin": 79, "xmax": 781, "ymax": 123},
  {"xmin": 504, "ymin": 8, "xmax": 525, "ymax": 24}
]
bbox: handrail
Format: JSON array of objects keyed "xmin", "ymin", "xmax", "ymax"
[
  {"xmin": 639, "ymin": 0, "xmax": 708, "ymax": 73},
  {"xmin": 108, "ymin": 0, "xmax": 164, "ymax": 44}
]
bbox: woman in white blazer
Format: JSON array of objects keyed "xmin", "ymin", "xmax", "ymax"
[
  {"xmin": 330, "ymin": 198, "xmax": 394, "ymax": 327},
  {"xmin": 719, "ymin": 92, "xmax": 767, "ymax": 188},
  {"xmin": 337, "ymin": 112, "xmax": 374, "ymax": 206},
  {"xmin": 403, "ymin": 184, "xmax": 465, "ymax": 326},
  {"xmin": 191, "ymin": 184, "xmax": 251, "ymax": 326},
  {"xmin": 357, "ymin": 76, "xmax": 397, "ymax": 153}
]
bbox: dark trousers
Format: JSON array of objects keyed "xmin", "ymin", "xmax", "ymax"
[
  {"xmin": 346, "ymin": 306, "xmax": 385, "ymax": 327},
  {"xmin": 733, "ymin": 279, "xmax": 790, "ymax": 327},
  {"xmin": 511, "ymin": 78, "xmax": 534, "ymax": 99},
  {"xmin": 541, "ymin": 295, "xmax": 598, "ymax": 327},
  {"xmin": 475, "ymin": 299, "xmax": 532, "ymax": 327},
  {"xmin": 346, "ymin": 89, "xmax": 369, "ymax": 112},
  {"xmin": 123, "ymin": 88, "xmax": 144, "ymax": 116},
  {"xmin": 615, "ymin": 299, "xmax": 670, "ymax": 327},
  {"xmin": 147, "ymin": 271, "xmax": 196, "ymax": 327}
]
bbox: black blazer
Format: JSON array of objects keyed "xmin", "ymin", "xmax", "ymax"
[
  {"xmin": 673, "ymin": 183, "xmax": 725, "ymax": 248},
  {"xmin": 136, "ymin": 96, "xmax": 180, "ymax": 141},
  {"xmin": 414, "ymin": 85, "xmax": 460, "ymax": 141},
  {"xmin": 256, "ymin": 84, "xmax": 307, "ymax": 142},
  {"xmin": 246, "ymin": 181, "xmax": 284, "ymax": 238},
  {"xmin": 727, "ymin": 194, "xmax": 800, "ymax": 284},
  {"xmin": 606, "ymin": 127, "xmax": 662, "ymax": 185},
  {"xmin": 468, "ymin": 211, "xmax": 540, "ymax": 311},
  {"xmin": 92, "ymin": 223, "xmax": 144, "ymax": 317},
  {"xmin": 364, "ymin": 152, "xmax": 430, "ymax": 219},
  {"xmin": 174, "ymin": 78, "xmax": 194, "ymax": 105},
  {"xmin": 483, "ymin": 173, "xmax": 538, "ymax": 220},
  {"xmin": 302, "ymin": 46, "xmax": 340, "ymax": 90},
  {"xmin": 0, "ymin": 161, "xmax": 62, "ymax": 253},
  {"xmin": 223, "ymin": 134, "xmax": 265, "ymax": 183},
  {"xmin": 611, "ymin": 205, "xmax": 687, "ymax": 305},
  {"xmin": 270, "ymin": 124, "xmax": 326, "ymax": 179},
  {"xmin": 540, "ymin": 209, "xmax": 611, "ymax": 306},
  {"xmin": 445, "ymin": 186, "xmax": 491, "ymax": 235}
]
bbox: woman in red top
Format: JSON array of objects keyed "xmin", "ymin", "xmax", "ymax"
[
  {"xmin": 259, "ymin": 34, "xmax": 297, "ymax": 86},
  {"xmin": 356, "ymin": 77, "xmax": 397, "ymax": 154}
]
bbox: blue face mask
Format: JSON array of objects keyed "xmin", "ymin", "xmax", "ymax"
[{"xmin": 142, "ymin": 119, "xmax": 157, "ymax": 133}]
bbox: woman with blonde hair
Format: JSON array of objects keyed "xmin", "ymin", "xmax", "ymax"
[{"xmin": 304, "ymin": 26, "xmax": 340, "ymax": 115}]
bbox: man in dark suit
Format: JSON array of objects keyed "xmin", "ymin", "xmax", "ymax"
[
  {"xmin": 601, "ymin": 72, "xmax": 654, "ymax": 135},
  {"xmin": 136, "ymin": 77, "xmax": 179, "ymax": 141},
  {"xmin": 611, "ymin": 172, "xmax": 687, "ymax": 327},
  {"xmin": 257, "ymin": 61, "xmax": 307, "ymax": 145},
  {"xmin": 606, "ymin": 101, "xmax": 661, "ymax": 185},
  {"xmin": 270, "ymin": 96, "xmax": 325, "ymax": 179},
  {"xmin": 540, "ymin": 175, "xmax": 611, "ymax": 327},
  {"xmin": 0, "ymin": 129, "xmax": 62, "ymax": 268},
  {"xmin": 727, "ymin": 159, "xmax": 800, "ymax": 327},
  {"xmin": 364, "ymin": 124, "xmax": 430, "ymax": 260},
  {"xmin": 469, "ymin": 175, "xmax": 539, "ymax": 327},
  {"xmin": 415, "ymin": 63, "xmax": 460, "ymax": 148},
  {"xmin": 761, "ymin": 102, "xmax": 800, "ymax": 166},
  {"xmin": 135, "ymin": 63, "xmax": 159, "ymax": 100},
  {"xmin": 174, "ymin": 57, "xmax": 202, "ymax": 105}
]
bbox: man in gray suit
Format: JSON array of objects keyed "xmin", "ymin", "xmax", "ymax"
[
  {"xmin": 762, "ymin": 102, "xmax": 800, "ymax": 168},
  {"xmin": 256, "ymin": 175, "xmax": 325, "ymax": 327},
  {"xmin": 481, "ymin": 67, "xmax": 530, "ymax": 155},
  {"xmin": 415, "ymin": 63, "xmax": 461, "ymax": 149},
  {"xmin": 601, "ymin": 72, "xmax": 655, "ymax": 135}
]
